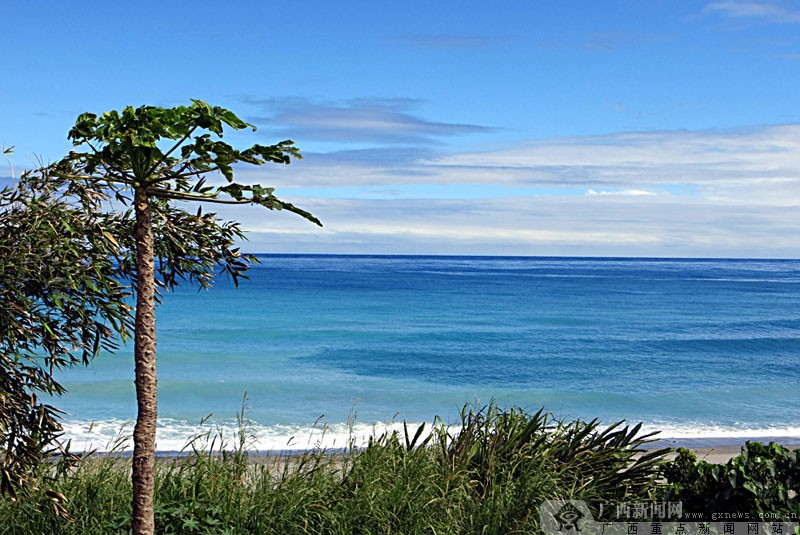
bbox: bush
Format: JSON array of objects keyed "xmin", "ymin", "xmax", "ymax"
[{"xmin": 660, "ymin": 442, "xmax": 800, "ymax": 520}]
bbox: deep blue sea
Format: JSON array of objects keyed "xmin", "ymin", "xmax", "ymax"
[{"xmin": 55, "ymin": 255, "xmax": 800, "ymax": 451}]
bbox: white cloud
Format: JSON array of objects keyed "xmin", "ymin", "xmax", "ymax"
[
  {"xmin": 586, "ymin": 189, "xmax": 657, "ymax": 197},
  {"xmin": 213, "ymin": 123, "xmax": 800, "ymax": 257},
  {"xmin": 217, "ymin": 194, "xmax": 800, "ymax": 258},
  {"xmin": 705, "ymin": 1, "xmax": 800, "ymax": 24},
  {"xmin": 240, "ymin": 97, "xmax": 495, "ymax": 144},
  {"xmin": 11, "ymin": 120, "xmax": 789, "ymax": 258},
  {"xmin": 251, "ymin": 124, "xmax": 800, "ymax": 205},
  {"xmin": 429, "ymin": 125, "xmax": 800, "ymax": 187}
]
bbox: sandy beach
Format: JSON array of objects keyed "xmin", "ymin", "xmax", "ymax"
[
  {"xmin": 653, "ymin": 442, "xmax": 800, "ymax": 464},
  {"xmin": 153, "ymin": 440, "xmax": 799, "ymax": 467}
]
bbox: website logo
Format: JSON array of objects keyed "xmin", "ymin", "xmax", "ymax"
[{"xmin": 541, "ymin": 500, "xmax": 597, "ymax": 535}]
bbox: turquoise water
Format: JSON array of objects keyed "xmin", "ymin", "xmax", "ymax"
[{"xmin": 54, "ymin": 255, "xmax": 800, "ymax": 450}]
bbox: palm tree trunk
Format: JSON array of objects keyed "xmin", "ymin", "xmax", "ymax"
[{"xmin": 132, "ymin": 187, "xmax": 157, "ymax": 535}]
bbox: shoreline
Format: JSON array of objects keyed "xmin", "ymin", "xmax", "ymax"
[
  {"xmin": 649, "ymin": 435, "xmax": 800, "ymax": 448},
  {"xmin": 645, "ymin": 438, "xmax": 800, "ymax": 464},
  {"xmin": 83, "ymin": 439, "xmax": 800, "ymax": 465},
  {"xmin": 656, "ymin": 444, "xmax": 800, "ymax": 463},
  {"xmin": 62, "ymin": 418, "xmax": 800, "ymax": 456}
]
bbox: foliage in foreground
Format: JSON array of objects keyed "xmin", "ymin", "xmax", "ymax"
[
  {"xmin": 0, "ymin": 157, "xmax": 286, "ymax": 502},
  {"xmin": 0, "ymin": 169, "xmax": 131, "ymax": 499},
  {"xmin": 0, "ymin": 405, "xmax": 668, "ymax": 534},
  {"xmin": 3, "ymin": 404, "xmax": 796, "ymax": 534},
  {"xmin": 661, "ymin": 442, "xmax": 800, "ymax": 519}
]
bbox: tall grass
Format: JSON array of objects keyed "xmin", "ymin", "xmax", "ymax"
[{"xmin": 0, "ymin": 404, "xmax": 669, "ymax": 534}]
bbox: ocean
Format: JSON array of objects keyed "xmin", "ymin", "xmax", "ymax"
[{"xmin": 54, "ymin": 255, "xmax": 800, "ymax": 452}]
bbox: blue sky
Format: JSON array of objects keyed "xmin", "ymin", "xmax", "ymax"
[{"xmin": 2, "ymin": 1, "xmax": 800, "ymax": 257}]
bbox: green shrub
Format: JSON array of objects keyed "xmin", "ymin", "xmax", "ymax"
[
  {"xmin": 436, "ymin": 404, "xmax": 668, "ymax": 531},
  {"xmin": 660, "ymin": 442, "xmax": 800, "ymax": 520}
]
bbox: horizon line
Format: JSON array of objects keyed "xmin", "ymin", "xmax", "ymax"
[{"xmin": 245, "ymin": 253, "xmax": 800, "ymax": 262}]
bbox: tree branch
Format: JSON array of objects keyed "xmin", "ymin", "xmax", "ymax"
[{"xmin": 146, "ymin": 187, "xmax": 250, "ymax": 204}]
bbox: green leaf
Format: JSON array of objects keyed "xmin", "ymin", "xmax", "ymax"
[{"xmin": 743, "ymin": 480, "xmax": 758, "ymax": 494}]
